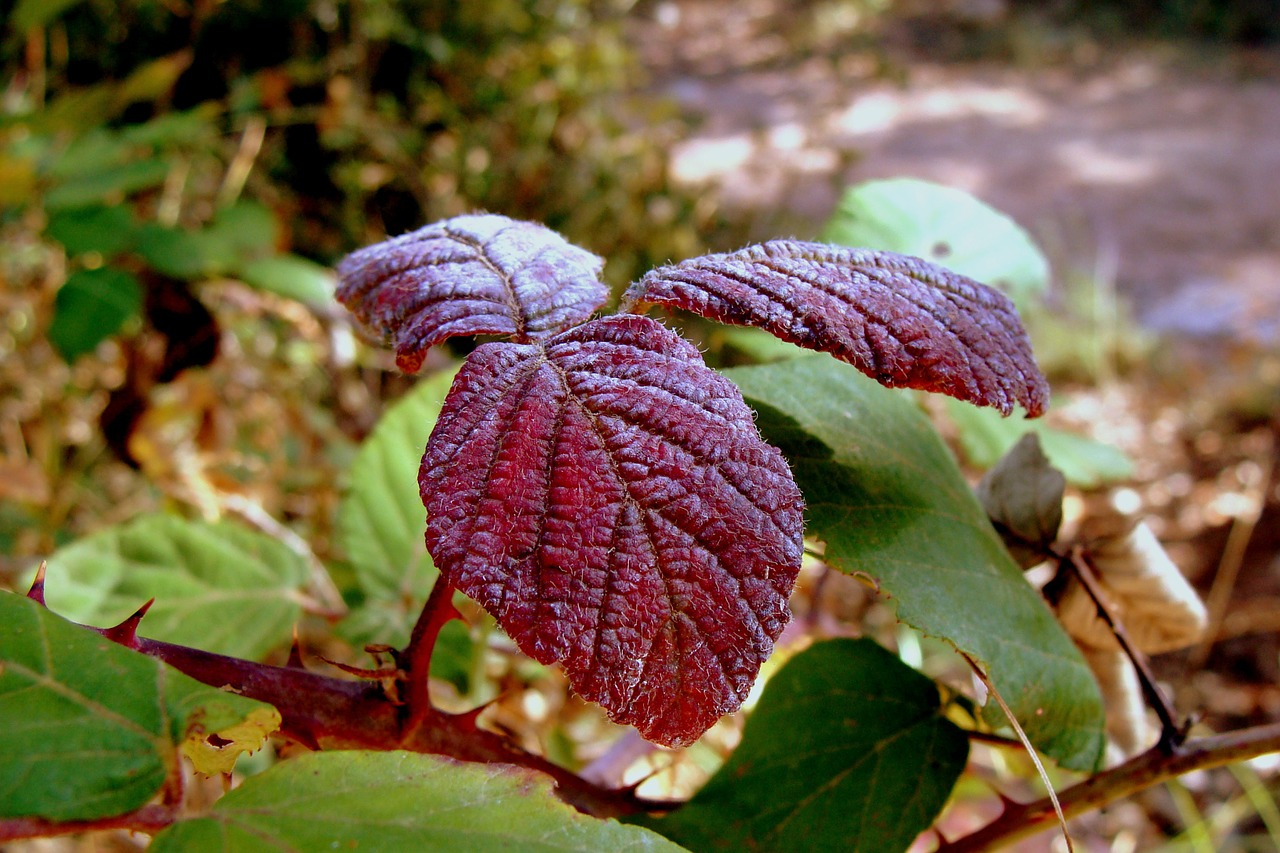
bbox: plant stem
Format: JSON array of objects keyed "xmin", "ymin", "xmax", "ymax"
[
  {"xmin": 0, "ymin": 804, "xmax": 176, "ymax": 842},
  {"xmin": 1064, "ymin": 546, "xmax": 1185, "ymax": 746},
  {"xmin": 937, "ymin": 722, "xmax": 1280, "ymax": 852}
]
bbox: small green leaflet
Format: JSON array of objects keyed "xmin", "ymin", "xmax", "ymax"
[
  {"xmin": 727, "ymin": 357, "xmax": 1105, "ymax": 771},
  {"xmin": 0, "ymin": 592, "xmax": 279, "ymax": 822},
  {"xmin": 149, "ymin": 750, "xmax": 686, "ymax": 852},
  {"xmin": 642, "ymin": 638, "xmax": 967, "ymax": 853},
  {"xmin": 40, "ymin": 514, "xmax": 310, "ymax": 660}
]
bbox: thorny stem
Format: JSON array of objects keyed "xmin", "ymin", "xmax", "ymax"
[
  {"xmin": 1063, "ymin": 546, "xmax": 1187, "ymax": 747},
  {"xmin": 397, "ymin": 575, "xmax": 461, "ymax": 736},
  {"xmin": 937, "ymin": 722, "xmax": 1280, "ymax": 852}
]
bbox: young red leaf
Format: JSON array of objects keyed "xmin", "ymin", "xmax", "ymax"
[
  {"xmin": 420, "ymin": 315, "xmax": 804, "ymax": 747},
  {"xmin": 337, "ymin": 215, "xmax": 608, "ymax": 372},
  {"xmin": 625, "ymin": 241, "xmax": 1050, "ymax": 416}
]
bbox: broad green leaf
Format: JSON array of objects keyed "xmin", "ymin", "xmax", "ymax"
[
  {"xmin": 0, "ymin": 592, "xmax": 279, "ymax": 822},
  {"xmin": 135, "ymin": 223, "xmax": 237, "ymax": 280},
  {"xmin": 44, "ymin": 158, "xmax": 170, "ymax": 210},
  {"xmin": 727, "ymin": 357, "xmax": 1104, "ymax": 770},
  {"xmin": 336, "ymin": 369, "xmax": 458, "ymax": 602},
  {"xmin": 46, "ymin": 205, "xmax": 139, "ymax": 257},
  {"xmin": 644, "ymin": 639, "xmax": 967, "ymax": 853},
  {"xmin": 822, "ymin": 178, "xmax": 1049, "ymax": 309},
  {"xmin": 48, "ymin": 267, "xmax": 142, "ymax": 361},
  {"xmin": 41, "ymin": 514, "xmax": 310, "ymax": 660},
  {"xmin": 208, "ymin": 201, "xmax": 280, "ymax": 262},
  {"xmin": 239, "ymin": 254, "xmax": 336, "ymax": 306},
  {"xmin": 944, "ymin": 397, "xmax": 1134, "ymax": 488},
  {"xmin": 149, "ymin": 750, "xmax": 685, "ymax": 852}
]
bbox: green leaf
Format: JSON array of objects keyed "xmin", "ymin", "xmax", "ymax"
[
  {"xmin": 208, "ymin": 201, "xmax": 281, "ymax": 262},
  {"xmin": 944, "ymin": 397, "xmax": 1134, "ymax": 489},
  {"xmin": 41, "ymin": 514, "xmax": 310, "ymax": 660},
  {"xmin": 337, "ymin": 369, "xmax": 458, "ymax": 602},
  {"xmin": 822, "ymin": 178, "xmax": 1049, "ymax": 309},
  {"xmin": 643, "ymin": 638, "xmax": 967, "ymax": 853},
  {"xmin": 135, "ymin": 223, "xmax": 236, "ymax": 280},
  {"xmin": 239, "ymin": 254, "xmax": 335, "ymax": 306},
  {"xmin": 48, "ymin": 267, "xmax": 142, "ymax": 361},
  {"xmin": 46, "ymin": 205, "xmax": 139, "ymax": 257},
  {"xmin": 44, "ymin": 158, "xmax": 170, "ymax": 210},
  {"xmin": 0, "ymin": 592, "xmax": 279, "ymax": 822},
  {"xmin": 149, "ymin": 750, "xmax": 685, "ymax": 852},
  {"xmin": 727, "ymin": 357, "xmax": 1104, "ymax": 771}
]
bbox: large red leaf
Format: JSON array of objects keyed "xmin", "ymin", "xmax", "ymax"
[
  {"xmin": 337, "ymin": 215, "xmax": 608, "ymax": 372},
  {"xmin": 625, "ymin": 241, "xmax": 1050, "ymax": 416},
  {"xmin": 420, "ymin": 314, "xmax": 805, "ymax": 746}
]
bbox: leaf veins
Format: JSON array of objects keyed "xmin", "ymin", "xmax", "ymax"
[
  {"xmin": 336, "ymin": 214, "xmax": 608, "ymax": 372},
  {"xmin": 419, "ymin": 315, "xmax": 805, "ymax": 747},
  {"xmin": 624, "ymin": 241, "xmax": 1050, "ymax": 416}
]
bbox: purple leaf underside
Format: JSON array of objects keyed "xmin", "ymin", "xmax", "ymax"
[
  {"xmin": 626, "ymin": 241, "xmax": 1050, "ymax": 416},
  {"xmin": 420, "ymin": 314, "xmax": 805, "ymax": 747},
  {"xmin": 337, "ymin": 214, "xmax": 608, "ymax": 373}
]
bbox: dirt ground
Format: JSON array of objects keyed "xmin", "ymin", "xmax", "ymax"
[{"xmin": 628, "ymin": 1, "xmax": 1280, "ymax": 346}]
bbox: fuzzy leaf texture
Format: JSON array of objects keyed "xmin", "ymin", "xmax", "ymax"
[
  {"xmin": 420, "ymin": 314, "xmax": 805, "ymax": 747},
  {"xmin": 337, "ymin": 214, "xmax": 609, "ymax": 372},
  {"xmin": 626, "ymin": 241, "xmax": 1049, "ymax": 416}
]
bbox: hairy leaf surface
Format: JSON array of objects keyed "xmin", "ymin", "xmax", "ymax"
[
  {"xmin": 626, "ymin": 240, "xmax": 1049, "ymax": 416},
  {"xmin": 0, "ymin": 593, "xmax": 278, "ymax": 822},
  {"xmin": 421, "ymin": 315, "xmax": 805, "ymax": 746},
  {"xmin": 150, "ymin": 751, "xmax": 683, "ymax": 852},
  {"xmin": 643, "ymin": 639, "xmax": 967, "ymax": 852},
  {"xmin": 337, "ymin": 214, "xmax": 608, "ymax": 372},
  {"xmin": 727, "ymin": 357, "xmax": 1104, "ymax": 770}
]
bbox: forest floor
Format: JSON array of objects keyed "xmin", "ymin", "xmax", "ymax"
[{"xmin": 628, "ymin": 3, "xmax": 1280, "ymax": 849}]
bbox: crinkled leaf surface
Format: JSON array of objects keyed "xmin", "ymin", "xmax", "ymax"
[
  {"xmin": 977, "ymin": 433, "xmax": 1067, "ymax": 569},
  {"xmin": 626, "ymin": 240, "xmax": 1049, "ymax": 416},
  {"xmin": 150, "ymin": 751, "xmax": 684, "ymax": 852},
  {"xmin": 642, "ymin": 639, "xmax": 968, "ymax": 853},
  {"xmin": 726, "ymin": 357, "xmax": 1104, "ymax": 770},
  {"xmin": 944, "ymin": 397, "xmax": 1134, "ymax": 488},
  {"xmin": 0, "ymin": 592, "xmax": 279, "ymax": 822},
  {"xmin": 421, "ymin": 314, "xmax": 804, "ymax": 747},
  {"xmin": 40, "ymin": 514, "xmax": 309, "ymax": 660},
  {"xmin": 337, "ymin": 214, "xmax": 609, "ymax": 372},
  {"xmin": 822, "ymin": 178, "xmax": 1050, "ymax": 309}
]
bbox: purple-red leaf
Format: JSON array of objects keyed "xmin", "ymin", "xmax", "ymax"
[
  {"xmin": 336, "ymin": 215, "xmax": 608, "ymax": 372},
  {"xmin": 420, "ymin": 315, "xmax": 805, "ymax": 746},
  {"xmin": 625, "ymin": 241, "xmax": 1050, "ymax": 416}
]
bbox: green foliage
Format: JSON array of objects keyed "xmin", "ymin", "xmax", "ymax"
[
  {"xmin": 727, "ymin": 357, "xmax": 1106, "ymax": 771},
  {"xmin": 47, "ymin": 267, "xmax": 143, "ymax": 361},
  {"xmin": 40, "ymin": 514, "xmax": 311, "ymax": 660},
  {"xmin": 0, "ymin": 592, "xmax": 278, "ymax": 822},
  {"xmin": 149, "ymin": 750, "xmax": 683, "ymax": 852},
  {"xmin": 823, "ymin": 178, "xmax": 1050, "ymax": 310},
  {"xmin": 642, "ymin": 639, "xmax": 968, "ymax": 852}
]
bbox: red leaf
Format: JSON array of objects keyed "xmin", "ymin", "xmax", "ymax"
[
  {"xmin": 625, "ymin": 241, "xmax": 1050, "ymax": 416},
  {"xmin": 420, "ymin": 315, "xmax": 804, "ymax": 746},
  {"xmin": 337, "ymin": 215, "xmax": 608, "ymax": 372}
]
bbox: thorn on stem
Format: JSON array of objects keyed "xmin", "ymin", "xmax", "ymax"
[
  {"xmin": 286, "ymin": 627, "xmax": 306, "ymax": 670},
  {"xmin": 26, "ymin": 561, "xmax": 47, "ymax": 605},
  {"xmin": 102, "ymin": 599, "xmax": 155, "ymax": 647}
]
